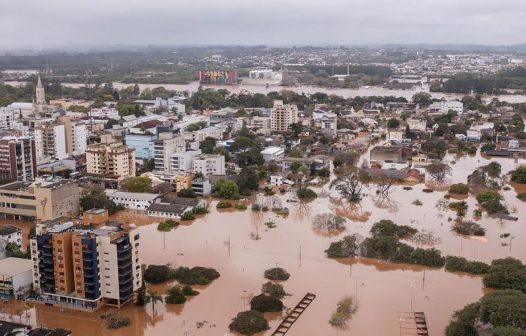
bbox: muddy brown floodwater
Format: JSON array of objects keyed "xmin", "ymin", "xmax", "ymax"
[{"xmin": 2, "ymin": 152, "xmax": 526, "ymax": 336}]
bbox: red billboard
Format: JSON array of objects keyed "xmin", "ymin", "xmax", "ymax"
[{"xmin": 199, "ymin": 70, "xmax": 238, "ymax": 85}]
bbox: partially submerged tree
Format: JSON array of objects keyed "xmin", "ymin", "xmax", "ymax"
[
  {"xmin": 330, "ymin": 169, "xmax": 371, "ymax": 203},
  {"xmin": 426, "ymin": 162, "xmax": 452, "ymax": 185},
  {"xmin": 311, "ymin": 213, "xmax": 346, "ymax": 236}
]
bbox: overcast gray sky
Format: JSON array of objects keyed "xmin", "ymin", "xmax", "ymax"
[{"xmin": 1, "ymin": 0, "xmax": 525, "ymax": 50}]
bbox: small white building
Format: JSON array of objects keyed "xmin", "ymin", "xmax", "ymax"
[
  {"xmin": 407, "ymin": 119, "xmax": 427, "ymax": 132},
  {"xmin": 388, "ymin": 130, "xmax": 404, "ymax": 142},
  {"xmin": 261, "ymin": 147, "xmax": 285, "ymax": 162},
  {"xmin": 0, "ymin": 257, "xmax": 33, "ymax": 298},
  {"xmin": 270, "ymin": 175, "xmax": 283, "ymax": 186},
  {"xmin": 429, "ymin": 101, "xmax": 463, "ymax": 114},
  {"xmin": 89, "ymin": 107, "xmax": 120, "ymax": 119},
  {"xmin": 466, "ymin": 129, "xmax": 481, "ymax": 142},
  {"xmin": 105, "ymin": 190, "xmax": 161, "ymax": 210}
]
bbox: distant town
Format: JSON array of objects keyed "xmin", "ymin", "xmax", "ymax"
[{"xmin": 0, "ymin": 45, "xmax": 525, "ymax": 336}]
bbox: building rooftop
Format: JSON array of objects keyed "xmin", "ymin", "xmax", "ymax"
[
  {"xmin": 27, "ymin": 327, "xmax": 71, "ymax": 336},
  {"xmin": 105, "ymin": 190, "xmax": 161, "ymax": 202},
  {"xmin": 0, "ymin": 224, "xmax": 21, "ymax": 236},
  {"xmin": 0, "ymin": 320, "xmax": 29, "ymax": 335},
  {"xmin": 0, "ymin": 257, "xmax": 33, "ymax": 277},
  {"xmin": 0, "ymin": 181, "xmax": 32, "ymax": 192}
]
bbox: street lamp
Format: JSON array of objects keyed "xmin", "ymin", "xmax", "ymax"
[{"xmin": 410, "ymin": 284, "xmax": 414, "ymax": 312}]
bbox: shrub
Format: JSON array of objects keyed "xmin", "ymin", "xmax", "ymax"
[
  {"xmin": 144, "ymin": 265, "xmax": 176, "ymax": 284},
  {"xmin": 423, "ymin": 188, "xmax": 434, "ymax": 193},
  {"xmin": 216, "ymin": 201, "xmax": 233, "ymax": 209},
  {"xmin": 235, "ymin": 203, "xmax": 248, "ymax": 210},
  {"xmin": 452, "ymin": 220, "xmax": 486, "ymax": 236},
  {"xmin": 104, "ymin": 312, "xmax": 131, "ymax": 329},
  {"xmin": 445, "ymin": 256, "xmax": 490, "ymax": 274},
  {"xmin": 325, "ymin": 235, "xmax": 361, "ymax": 258},
  {"xmin": 250, "ymin": 294, "xmax": 284, "ymax": 313},
  {"xmin": 482, "ymin": 199, "xmax": 508, "ymax": 214},
  {"xmin": 264, "ymin": 267, "xmax": 290, "ymax": 281},
  {"xmin": 193, "ymin": 206, "xmax": 209, "ymax": 215},
  {"xmin": 229, "ymin": 310, "xmax": 269, "ymax": 335},
  {"xmin": 251, "ymin": 204, "xmax": 261, "ymax": 211},
  {"xmin": 479, "ymin": 290, "xmax": 526, "ymax": 329},
  {"xmin": 369, "ymin": 219, "xmax": 417, "ymax": 239},
  {"xmin": 177, "ymin": 188, "xmax": 197, "ymax": 198},
  {"xmin": 476, "ymin": 191, "xmax": 503, "ymax": 203},
  {"xmin": 518, "ymin": 193, "xmax": 526, "ymax": 202},
  {"xmin": 412, "ymin": 199, "xmax": 423, "ymax": 206},
  {"xmin": 483, "ymin": 258, "xmax": 526, "ymax": 292},
  {"xmin": 449, "ymin": 183, "xmax": 469, "ymax": 195},
  {"xmin": 329, "ymin": 296, "xmax": 354, "ymax": 327},
  {"xmin": 165, "ymin": 286, "xmax": 186, "ymax": 304},
  {"xmin": 182, "ymin": 285, "xmax": 199, "ymax": 296},
  {"xmin": 262, "ymin": 206, "xmax": 269, "ymax": 212},
  {"xmin": 511, "ymin": 165, "xmax": 526, "ymax": 184},
  {"xmin": 181, "ymin": 211, "xmax": 195, "ymax": 220},
  {"xmin": 261, "ymin": 282, "xmax": 287, "ymax": 299},
  {"xmin": 297, "ymin": 188, "xmax": 317, "ymax": 199},
  {"xmin": 490, "ymin": 327, "xmax": 526, "ymax": 336},
  {"xmin": 174, "ymin": 266, "xmax": 220, "ymax": 285},
  {"xmin": 214, "ymin": 179, "xmax": 240, "ymax": 199},
  {"xmin": 408, "ymin": 247, "xmax": 445, "ymax": 267},
  {"xmin": 157, "ymin": 219, "xmax": 177, "ymax": 232},
  {"xmin": 312, "ymin": 213, "xmax": 346, "ymax": 235},
  {"xmin": 445, "ymin": 302, "xmax": 480, "ymax": 336},
  {"xmin": 449, "ymin": 201, "xmax": 468, "ymax": 216}
]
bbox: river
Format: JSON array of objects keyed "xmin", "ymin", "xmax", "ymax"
[
  {"xmin": 3, "ymin": 150, "xmax": 526, "ymax": 335},
  {"xmin": 5, "ymin": 80, "xmax": 526, "ymax": 104}
]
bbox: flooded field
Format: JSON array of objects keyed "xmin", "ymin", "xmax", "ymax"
[{"xmin": 2, "ymin": 152, "xmax": 526, "ymax": 335}]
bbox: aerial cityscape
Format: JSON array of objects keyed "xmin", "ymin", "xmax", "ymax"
[{"xmin": 0, "ymin": 1, "xmax": 526, "ymax": 336}]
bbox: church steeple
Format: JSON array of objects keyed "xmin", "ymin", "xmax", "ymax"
[{"xmin": 34, "ymin": 75, "xmax": 46, "ymax": 116}]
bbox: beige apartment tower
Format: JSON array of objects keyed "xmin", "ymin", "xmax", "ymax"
[{"xmin": 86, "ymin": 142, "xmax": 136, "ymax": 180}]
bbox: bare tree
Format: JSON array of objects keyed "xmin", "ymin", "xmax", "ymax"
[
  {"xmin": 330, "ymin": 169, "xmax": 371, "ymax": 203},
  {"xmin": 312, "ymin": 213, "xmax": 347, "ymax": 236},
  {"xmin": 426, "ymin": 162, "xmax": 452, "ymax": 184}
]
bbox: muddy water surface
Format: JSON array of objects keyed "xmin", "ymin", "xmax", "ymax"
[{"xmin": 3, "ymin": 153, "xmax": 526, "ymax": 336}]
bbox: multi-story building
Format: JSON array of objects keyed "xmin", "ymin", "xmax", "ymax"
[
  {"xmin": 0, "ymin": 135, "xmax": 37, "ymax": 182},
  {"xmin": 124, "ymin": 134, "xmax": 156, "ymax": 160},
  {"xmin": 105, "ymin": 190, "xmax": 161, "ymax": 211},
  {"xmin": 250, "ymin": 116, "xmax": 271, "ymax": 131},
  {"xmin": 407, "ymin": 118, "xmax": 427, "ymax": 132},
  {"xmin": 33, "ymin": 123, "xmax": 67, "ymax": 164},
  {"xmin": 170, "ymin": 150, "xmax": 201, "ymax": 173},
  {"xmin": 0, "ymin": 107, "xmax": 15, "ymax": 129},
  {"xmin": 88, "ymin": 107, "xmax": 119, "ymax": 119},
  {"xmin": 173, "ymin": 173, "xmax": 193, "ymax": 192},
  {"xmin": 192, "ymin": 154, "xmax": 225, "ymax": 177},
  {"xmin": 320, "ymin": 113, "xmax": 338, "ymax": 137},
  {"xmin": 33, "ymin": 179, "xmax": 80, "ymax": 222},
  {"xmin": 429, "ymin": 100, "xmax": 464, "ymax": 114},
  {"xmin": 86, "ymin": 142, "xmax": 136, "ymax": 180},
  {"xmin": 154, "ymin": 133, "xmax": 185, "ymax": 174},
  {"xmin": 31, "ymin": 219, "xmax": 142, "ymax": 310},
  {"xmin": 0, "ymin": 182, "xmax": 37, "ymax": 221},
  {"xmin": 57, "ymin": 116, "xmax": 88, "ymax": 156},
  {"xmin": 270, "ymin": 100, "xmax": 298, "ymax": 132}
]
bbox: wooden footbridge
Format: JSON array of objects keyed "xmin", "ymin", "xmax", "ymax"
[
  {"xmin": 399, "ymin": 312, "xmax": 429, "ymax": 336},
  {"xmin": 270, "ymin": 293, "xmax": 316, "ymax": 336}
]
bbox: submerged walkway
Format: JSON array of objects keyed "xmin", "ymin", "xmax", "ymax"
[
  {"xmin": 399, "ymin": 312, "xmax": 429, "ymax": 336},
  {"xmin": 271, "ymin": 293, "xmax": 316, "ymax": 336}
]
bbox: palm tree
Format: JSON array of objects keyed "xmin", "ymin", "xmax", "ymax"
[{"xmin": 146, "ymin": 290, "xmax": 163, "ymax": 315}]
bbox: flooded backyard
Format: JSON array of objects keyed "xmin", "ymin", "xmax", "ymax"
[{"xmin": 2, "ymin": 152, "xmax": 526, "ymax": 335}]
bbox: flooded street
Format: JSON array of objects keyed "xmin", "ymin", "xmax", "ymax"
[{"xmin": 3, "ymin": 153, "xmax": 526, "ymax": 335}]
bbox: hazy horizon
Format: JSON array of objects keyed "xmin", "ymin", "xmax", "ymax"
[{"xmin": 1, "ymin": 0, "xmax": 525, "ymax": 51}]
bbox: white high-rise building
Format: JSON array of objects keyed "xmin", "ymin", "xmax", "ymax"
[
  {"xmin": 270, "ymin": 100, "xmax": 298, "ymax": 132},
  {"xmin": 192, "ymin": 154, "xmax": 226, "ymax": 177},
  {"xmin": 0, "ymin": 107, "xmax": 15, "ymax": 129},
  {"xmin": 154, "ymin": 133, "xmax": 186, "ymax": 173},
  {"xmin": 170, "ymin": 150, "xmax": 201, "ymax": 173},
  {"xmin": 33, "ymin": 123, "xmax": 67, "ymax": 164}
]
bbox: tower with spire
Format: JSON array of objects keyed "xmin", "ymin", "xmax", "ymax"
[{"xmin": 34, "ymin": 75, "xmax": 47, "ymax": 116}]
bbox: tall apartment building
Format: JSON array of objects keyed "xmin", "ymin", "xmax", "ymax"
[
  {"xmin": 0, "ymin": 107, "xmax": 15, "ymax": 129},
  {"xmin": 192, "ymin": 154, "xmax": 225, "ymax": 177},
  {"xmin": 320, "ymin": 113, "xmax": 338, "ymax": 137},
  {"xmin": 57, "ymin": 116, "xmax": 88, "ymax": 156},
  {"xmin": 33, "ymin": 123, "xmax": 67, "ymax": 164},
  {"xmin": 0, "ymin": 136, "xmax": 37, "ymax": 182},
  {"xmin": 86, "ymin": 142, "xmax": 136, "ymax": 180},
  {"xmin": 154, "ymin": 133, "xmax": 185, "ymax": 173},
  {"xmin": 270, "ymin": 100, "xmax": 298, "ymax": 132},
  {"xmin": 31, "ymin": 220, "xmax": 142, "ymax": 310},
  {"xmin": 33, "ymin": 179, "xmax": 80, "ymax": 222}
]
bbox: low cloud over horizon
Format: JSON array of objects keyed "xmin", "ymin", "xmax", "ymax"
[{"xmin": 1, "ymin": 0, "xmax": 525, "ymax": 50}]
